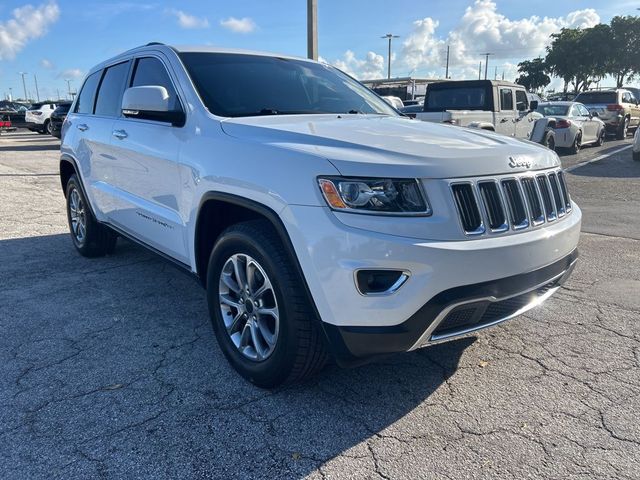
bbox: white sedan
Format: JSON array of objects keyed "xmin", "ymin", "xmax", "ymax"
[
  {"xmin": 536, "ymin": 101, "xmax": 606, "ymax": 153},
  {"xmin": 633, "ymin": 127, "xmax": 639, "ymax": 162}
]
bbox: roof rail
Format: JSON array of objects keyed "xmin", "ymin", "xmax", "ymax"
[{"xmin": 146, "ymin": 42, "xmax": 165, "ymax": 46}]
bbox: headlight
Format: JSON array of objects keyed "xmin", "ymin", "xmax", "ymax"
[{"xmin": 318, "ymin": 177, "xmax": 431, "ymax": 216}]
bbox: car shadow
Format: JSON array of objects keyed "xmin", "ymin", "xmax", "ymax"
[
  {"xmin": 569, "ymin": 148, "xmax": 640, "ymax": 178},
  {"xmin": 1, "ymin": 232, "xmax": 474, "ymax": 477}
]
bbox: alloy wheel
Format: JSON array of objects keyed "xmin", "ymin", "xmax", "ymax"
[
  {"xmin": 69, "ymin": 188, "xmax": 86, "ymax": 243},
  {"xmin": 218, "ymin": 253, "xmax": 279, "ymax": 362}
]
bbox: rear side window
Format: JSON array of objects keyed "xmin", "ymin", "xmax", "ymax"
[
  {"xmin": 500, "ymin": 89, "xmax": 514, "ymax": 111},
  {"xmin": 75, "ymin": 71, "xmax": 101, "ymax": 114},
  {"xmin": 130, "ymin": 57, "xmax": 181, "ymax": 111},
  {"xmin": 424, "ymin": 87, "xmax": 489, "ymax": 111},
  {"xmin": 575, "ymin": 92, "xmax": 616, "ymax": 105},
  {"xmin": 95, "ymin": 61, "xmax": 130, "ymax": 118}
]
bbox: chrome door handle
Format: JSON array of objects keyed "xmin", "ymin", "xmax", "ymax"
[
  {"xmin": 112, "ymin": 129, "xmax": 128, "ymax": 140},
  {"xmin": 77, "ymin": 124, "xmax": 89, "ymax": 131},
  {"xmin": 500, "ymin": 118, "xmax": 509, "ymax": 123}
]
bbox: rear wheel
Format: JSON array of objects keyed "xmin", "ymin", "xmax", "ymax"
[
  {"xmin": 616, "ymin": 117, "xmax": 629, "ymax": 140},
  {"xmin": 44, "ymin": 119, "xmax": 52, "ymax": 135},
  {"xmin": 65, "ymin": 175, "xmax": 117, "ymax": 257},
  {"xmin": 569, "ymin": 131, "xmax": 582, "ymax": 154},
  {"xmin": 207, "ymin": 220, "xmax": 328, "ymax": 388}
]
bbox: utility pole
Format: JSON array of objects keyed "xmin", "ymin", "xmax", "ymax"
[
  {"xmin": 478, "ymin": 61, "xmax": 482, "ymax": 80},
  {"xmin": 57, "ymin": 88, "xmax": 61, "ymax": 101},
  {"xmin": 445, "ymin": 45, "xmax": 450, "ymax": 79},
  {"xmin": 307, "ymin": 0, "xmax": 318, "ymax": 60},
  {"xmin": 65, "ymin": 79, "xmax": 72, "ymax": 99},
  {"xmin": 34, "ymin": 74, "xmax": 40, "ymax": 102},
  {"xmin": 480, "ymin": 53, "xmax": 493, "ymax": 80},
  {"xmin": 18, "ymin": 72, "xmax": 28, "ymax": 101},
  {"xmin": 8, "ymin": 87, "xmax": 13, "ymax": 101},
  {"xmin": 381, "ymin": 33, "xmax": 400, "ymax": 79},
  {"xmin": 494, "ymin": 66, "xmax": 498, "ymax": 80}
]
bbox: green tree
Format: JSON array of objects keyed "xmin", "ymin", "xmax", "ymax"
[
  {"xmin": 608, "ymin": 16, "xmax": 640, "ymax": 87},
  {"xmin": 516, "ymin": 58, "xmax": 550, "ymax": 92}
]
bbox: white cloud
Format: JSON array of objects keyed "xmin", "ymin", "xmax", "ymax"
[
  {"xmin": 0, "ymin": 1, "xmax": 60, "ymax": 60},
  {"xmin": 58, "ymin": 68, "xmax": 84, "ymax": 80},
  {"xmin": 220, "ymin": 17, "xmax": 256, "ymax": 34},
  {"xmin": 40, "ymin": 58, "xmax": 54, "ymax": 69},
  {"xmin": 327, "ymin": 1, "xmax": 600, "ymax": 81},
  {"xmin": 168, "ymin": 9, "xmax": 209, "ymax": 29},
  {"xmin": 332, "ymin": 50, "xmax": 386, "ymax": 79}
]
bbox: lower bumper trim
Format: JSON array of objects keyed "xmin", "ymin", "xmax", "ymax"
[{"xmin": 322, "ymin": 248, "xmax": 578, "ymax": 367}]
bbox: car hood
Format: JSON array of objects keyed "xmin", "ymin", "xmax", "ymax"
[{"xmin": 220, "ymin": 114, "xmax": 560, "ymax": 178}]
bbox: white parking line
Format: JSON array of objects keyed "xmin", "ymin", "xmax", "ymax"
[{"xmin": 565, "ymin": 144, "xmax": 632, "ymax": 172}]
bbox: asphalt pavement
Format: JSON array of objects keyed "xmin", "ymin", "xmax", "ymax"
[{"xmin": 1, "ymin": 130, "xmax": 638, "ymax": 479}]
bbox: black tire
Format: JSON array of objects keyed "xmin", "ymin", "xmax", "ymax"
[
  {"xmin": 570, "ymin": 131, "xmax": 582, "ymax": 154},
  {"xmin": 543, "ymin": 131, "xmax": 555, "ymax": 151},
  {"xmin": 633, "ymin": 150, "xmax": 640, "ymax": 162},
  {"xmin": 595, "ymin": 128, "xmax": 605, "ymax": 147},
  {"xmin": 44, "ymin": 120, "xmax": 52, "ymax": 135},
  {"xmin": 206, "ymin": 220, "xmax": 328, "ymax": 388},
  {"xmin": 65, "ymin": 174, "xmax": 117, "ymax": 257},
  {"xmin": 616, "ymin": 117, "xmax": 629, "ymax": 140}
]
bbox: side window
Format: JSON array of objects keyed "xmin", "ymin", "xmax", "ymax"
[
  {"xmin": 622, "ymin": 92, "xmax": 632, "ymax": 104},
  {"xmin": 75, "ymin": 71, "xmax": 102, "ymax": 114},
  {"xmin": 130, "ymin": 57, "xmax": 181, "ymax": 111},
  {"xmin": 515, "ymin": 90, "xmax": 528, "ymax": 111},
  {"xmin": 570, "ymin": 106, "xmax": 580, "ymax": 117},
  {"xmin": 500, "ymin": 89, "xmax": 514, "ymax": 111},
  {"xmin": 578, "ymin": 105, "xmax": 590, "ymax": 117},
  {"xmin": 94, "ymin": 61, "xmax": 130, "ymax": 118}
]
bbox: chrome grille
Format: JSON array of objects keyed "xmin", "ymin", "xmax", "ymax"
[{"xmin": 451, "ymin": 169, "xmax": 572, "ymax": 236}]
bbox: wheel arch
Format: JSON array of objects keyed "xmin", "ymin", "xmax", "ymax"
[{"xmin": 59, "ymin": 154, "xmax": 79, "ymax": 197}]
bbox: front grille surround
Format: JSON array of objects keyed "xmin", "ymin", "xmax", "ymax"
[{"xmin": 450, "ymin": 168, "xmax": 572, "ymax": 237}]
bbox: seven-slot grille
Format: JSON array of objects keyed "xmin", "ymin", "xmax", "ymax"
[{"xmin": 451, "ymin": 169, "xmax": 571, "ymax": 236}]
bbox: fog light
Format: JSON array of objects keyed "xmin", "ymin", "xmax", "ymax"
[{"xmin": 355, "ymin": 270, "xmax": 410, "ymax": 295}]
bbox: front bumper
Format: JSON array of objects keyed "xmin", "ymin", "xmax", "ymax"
[
  {"xmin": 323, "ymin": 249, "xmax": 577, "ymax": 365},
  {"xmin": 283, "ymin": 202, "xmax": 581, "ymax": 364}
]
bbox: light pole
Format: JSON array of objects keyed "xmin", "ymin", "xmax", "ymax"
[
  {"xmin": 381, "ymin": 33, "xmax": 399, "ymax": 79},
  {"xmin": 307, "ymin": 0, "xmax": 318, "ymax": 60},
  {"xmin": 65, "ymin": 79, "xmax": 73, "ymax": 99},
  {"xmin": 18, "ymin": 72, "xmax": 28, "ymax": 101},
  {"xmin": 480, "ymin": 53, "xmax": 493, "ymax": 80}
]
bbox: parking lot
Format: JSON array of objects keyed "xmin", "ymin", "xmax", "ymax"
[{"xmin": 1, "ymin": 130, "xmax": 638, "ymax": 479}]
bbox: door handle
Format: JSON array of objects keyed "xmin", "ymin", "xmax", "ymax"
[
  {"xmin": 112, "ymin": 129, "xmax": 128, "ymax": 140},
  {"xmin": 77, "ymin": 124, "xmax": 89, "ymax": 131},
  {"xmin": 500, "ymin": 118, "xmax": 509, "ymax": 123}
]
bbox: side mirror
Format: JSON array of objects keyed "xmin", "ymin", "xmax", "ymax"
[
  {"xmin": 121, "ymin": 86, "xmax": 185, "ymax": 126},
  {"xmin": 591, "ymin": 111, "xmax": 599, "ymax": 118},
  {"xmin": 529, "ymin": 100, "xmax": 538, "ymax": 111}
]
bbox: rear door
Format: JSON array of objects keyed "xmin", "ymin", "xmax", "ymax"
[
  {"xmin": 107, "ymin": 55, "xmax": 188, "ymax": 263},
  {"xmin": 66, "ymin": 68, "xmax": 119, "ymax": 221},
  {"xmin": 576, "ymin": 104, "xmax": 597, "ymax": 142},
  {"xmin": 495, "ymin": 87, "xmax": 515, "ymax": 136},
  {"xmin": 623, "ymin": 91, "xmax": 640, "ymax": 128}
]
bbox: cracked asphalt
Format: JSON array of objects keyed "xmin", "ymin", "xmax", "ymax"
[{"xmin": 1, "ymin": 130, "xmax": 638, "ymax": 479}]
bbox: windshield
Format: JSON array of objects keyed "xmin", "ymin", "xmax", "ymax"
[
  {"xmin": 425, "ymin": 86, "xmax": 490, "ymax": 111},
  {"xmin": 179, "ymin": 52, "xmax": 397, "ymax": 118},
  {"xmin": 575, "ymin": 92, "xmax": 616, "ymax": 104},
  {"xmin": 28, "ymin": 103, "xmax": 44, "ymax": 111},
  {"xmin": 536, "ymin": 104, "xmax": 569, "ymax": 116}
]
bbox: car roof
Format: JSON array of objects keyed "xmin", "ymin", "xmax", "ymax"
[{"xmin": 538, "ymin": 101, "xmax": 575, "ymax": 106}]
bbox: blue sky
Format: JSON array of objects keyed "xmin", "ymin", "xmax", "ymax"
[{"xmin": 0, "ymin": 0, "xmax": 638, "ymax": 101}]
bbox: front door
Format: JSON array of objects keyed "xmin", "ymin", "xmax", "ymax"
[
  {"xmin": 107, "ymin": 55, "xmax": 188, "ymax": 264},
  {"xmin": 495, "ymin": 87, "xmax": 515, "ymax": 136}
]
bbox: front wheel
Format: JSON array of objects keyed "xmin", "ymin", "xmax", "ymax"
[
  {"xmin": 595, "ymin": 129, "xmax": 605, "ymax": 147},
  {"xmin": 569, "ymin": 131, "xmax": 582, "ymax": 154},
  {"xmin": 616, "ymin": 117, "xmax": 629, "ymax": 140},
  {"xmin": 65, "ymin": 175, "xmax": 117, "ymax": 257},
  {"xmin": 543, "ymin": 131, "xmax": 555, "ymax": 151},
  {"xmin": 206, "ymin": 220, "xmax": 328, "ymax": 388}
]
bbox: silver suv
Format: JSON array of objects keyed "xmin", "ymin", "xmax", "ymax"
[{"xmin": 574, "ymin": 89, "xmax": 640, "ymax": 139}]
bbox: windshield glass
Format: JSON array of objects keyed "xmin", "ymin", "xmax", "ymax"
[
  {"xmin": 575, "ymin": 92, "xmax": 616, "ymax": 104},
  {"xmin": 536, "ymin": 104, "xmax": 569, "ymax": 116},
  {"xmin": 179, "ymin": 52, "xmax": 397, "ymax": 118},
  {"xmin": 425, "ymin": 86, "xmax": 490, "ymax": 111}
]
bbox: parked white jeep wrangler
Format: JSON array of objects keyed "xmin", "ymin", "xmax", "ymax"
[{"xmin": 415, "ymin": 80, "xmax": 555, "ymax": 149}]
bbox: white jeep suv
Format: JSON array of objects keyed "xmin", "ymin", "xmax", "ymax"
[{"xmin": 60, "ymin": 44, "xmax": 581, "ymax": 387}]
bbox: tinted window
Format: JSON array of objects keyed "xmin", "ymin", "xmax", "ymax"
[
  {"xmin": 95, "ymin": 62, "xmax": 130, "ymax": 117},
  {"xmin": 575, "ymin": 92, "xmax": 616, "ymax": 105},
  {"xmin": 131, "ymin": 57, "xmax": 180, "ymax": 111},
  {"xmin": 516, "ymin": 90, "xmax": 528, "ymax": 111},
  {"xmin": 536, "ymin": 104, "xmax": 570, "ymax": 116},
  {"xmin": 425, "ymin": 87, "xmax": 489, "ymax": 111},
  {"xmin": 56, "ymin": 104, "xmax": 72, "ymax": 114},
  {"xmin": 179, "ymin": 52, "xmax": 396, "ymax": 117},
  {"xmin": 75, "ymin": 71, "xmax": 101, "ymax": 114},
  {"xmin": 28, "ymin": 103, "xmax": 44, "ymax": 111},
  {"xmin": 500, "ymin": 89, "xmax": 514, "ymax": 110}
]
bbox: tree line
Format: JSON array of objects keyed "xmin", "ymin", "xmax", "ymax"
[{"xmin": 516, "ymin": 15, "xmax": 640, "ymax": 93}]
